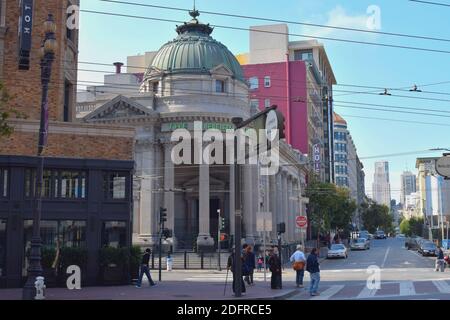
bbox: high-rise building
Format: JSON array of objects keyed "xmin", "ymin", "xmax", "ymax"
[
  {"xmin": 416, "ymin": 158, "xmax": 450, "ymax": 231},
  {"xmin": 400, "ymin": 171, "xmax": 416, "ymax": 206},
  {"xmin": 372, "ymin": 161, "xmax": 392, "ymax": 208},
  {"xmin": 237, "ymin": 25, "xmax": 337, "ymax": 182}
]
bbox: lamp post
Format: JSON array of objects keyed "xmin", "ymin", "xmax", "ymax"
[{"xmin": 22, "ymin": 14, "xmax": 57, "ymax": 300}]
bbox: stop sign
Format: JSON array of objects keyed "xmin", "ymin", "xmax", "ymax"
[{"xmin": 296, "ymin": 216, "xmax": 307, "ymax": 228}]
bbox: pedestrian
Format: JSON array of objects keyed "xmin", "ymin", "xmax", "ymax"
[
  {"xmin": 227, "ymin": 248, "xmax": 246, "ymax": 296},
  {"xmin": 436, "ymin": 246, "xmax": 445, "ymax": 272},
  {"xmin": 268, "ymin": 248, "xmax": 282, "ymax": 289},
  {"xmin": 244, "ymin": 245, "xmax": 256, "ymax": 285},
  {"xmin": 257, "ymin": 256, "xmax": 264, "ymax": 272},
  {"xmin": 306, "ymin": 248, "xmax": 320, "ymax": 296},
  {"xmin": 290, "ymin": 244, "xmax": 306, "ymax": 288},
  {"xmin": 136, "ymin": 248, "xmax": 156, "ymax": 288}
]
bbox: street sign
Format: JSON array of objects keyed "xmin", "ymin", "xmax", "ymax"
[
  {"xmin": 257, "ymin": 212, "xmax": 272, "ymax": 232},
  {"xmin": 436, "ymin": 156, "xmax": 450, "ymax": 178},
  {"xmin": 296, "ymin": 216, "xmax": 307, "ymax": 228}
]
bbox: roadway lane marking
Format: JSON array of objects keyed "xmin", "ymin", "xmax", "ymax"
[
  {"xmin": 381, "ymin": 247, "xmax": 390, "ymax": 268},
  {"xmin": 399, "ymin": 281, "xmax": 416, "ymax": 296},
  {"xmin": 311, "ymin": 285, "xmax": 345, "ymax": 300},
  {"xmin": 432, "ymin": 280, "xmax": 450, "ymax": 294},
  {"xmin": 356, "ymin": 285, "xmax": 377, "ymax": 299}
]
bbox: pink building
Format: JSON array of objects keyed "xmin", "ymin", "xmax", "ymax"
[{"xmin": 239, "ymin": 24, "xmax": 337, "ymax": 182}]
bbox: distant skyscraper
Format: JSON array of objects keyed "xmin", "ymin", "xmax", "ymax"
[
  {"xmin": 400, "ymin": 171, "xmax": 416, "ymax": 206},
  {"xmin": 372, "ymin": 161, "xmax": 391, "ymax": 208}
]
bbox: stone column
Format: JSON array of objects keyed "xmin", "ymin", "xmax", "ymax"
[
  {"xmin": 139, "ymin": 142, "xmax": 156, "ymax": 239},
  {"xmin": 243, "ymin": 164, "xmax": 255, "ymax": 246},
  {"xmin": 282, "ymin": 172, "xmax": 288, "ymax": 243},
  {"xmin": 287, "ymin": 176, "xmax": 294, "ymax": 243},
  {"xmin": 269, "ymin": 174, "xmax": 277, "ymax": 242},
  {"xmin": 163, "ymin": 141, "xmax": 175, "ymax": 247},
  {"xmin": 229, "ymin": 164, "xmax": 235, "ymax": 236},
  {"xmin": 197, "ymin": 164, "xmax": 214, "ymax": 250}
]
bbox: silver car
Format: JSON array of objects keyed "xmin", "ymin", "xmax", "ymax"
[{"xmin": 350, "ymin": 238, "xmax": 370, "ymax": 250}]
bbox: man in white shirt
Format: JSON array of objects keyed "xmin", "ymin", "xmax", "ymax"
[{"xmin": 290, "ymin": 245, "xmax": 306, "ymax": 288}]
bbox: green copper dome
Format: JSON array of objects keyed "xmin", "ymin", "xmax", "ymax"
[{"xmin": 147, "ymin": 10, "xmax": 245, "ymax": 82}]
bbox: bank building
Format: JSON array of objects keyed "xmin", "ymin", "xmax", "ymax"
[{"xmin": 81, "ymin": 10, "xmax": 308, "ymax": 252}]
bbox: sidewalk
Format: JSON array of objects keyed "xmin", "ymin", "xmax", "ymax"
[{"xmin": 0, "ymin": 269, "xmax": 303, "ymax": 300}]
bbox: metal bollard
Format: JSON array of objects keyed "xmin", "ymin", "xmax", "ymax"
[{"xmin": 34, "ymin": 276, "xmax": 46, "ymax": 300}]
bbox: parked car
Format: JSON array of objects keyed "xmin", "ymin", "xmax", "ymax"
[
  {"xmin": 375, "ymin": 230, "xmax": 387, "ymax": 239},
  {"xmin": 405, "ymin": 236, "xmax": 421, "ymax": 250},
  {"xmin": 327, "ymin": 244, "xmax": 348, "ymax": 259},
  {"xmin": 367, "ymin": 234, "xmax": 374, "ymax": 240},
  {"xmin": 418, "ymin": 241, "xmax": 437, "ymax": 256},
  {"xmin": 350, "ymin": 238, "xmax": 370, "ymax": 250}
]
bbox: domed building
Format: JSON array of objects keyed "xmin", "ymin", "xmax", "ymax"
[{"xmin": 83, "ymin": 10, "xmax": 307, "ymax": 253}]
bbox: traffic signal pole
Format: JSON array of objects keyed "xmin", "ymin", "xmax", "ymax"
[
  {"xmin": 159, "ymin": 207, "xmax": 167, "ymax": 282},
  {"xmin": 217, "ymin": 209, "xmax": 222, "ymax": 271}
]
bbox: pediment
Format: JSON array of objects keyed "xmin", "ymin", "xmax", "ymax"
[
  {"xmin": 210, "ymin": 64, "xmax": 233, "ymax": 77},
  {"xmin": 83, "ymin": 95, "xmax": 156, "ymax": 122}
]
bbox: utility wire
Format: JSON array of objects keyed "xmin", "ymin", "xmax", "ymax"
[
  {"xmin": 79, "ymin": 9, "xmax": 450, "ymax": 55},
  {"xmin": 409, "ymin": 0, "xmax": 450, "ymax": 7},
  {"xmin": 100, "ymin": 0, "xmax": 450, "ymax": 43}
]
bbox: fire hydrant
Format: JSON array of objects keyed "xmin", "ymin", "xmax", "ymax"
[
  {"xmin": 167, "ymin": 255, "xmax": 173, "ymax": 271},
  {"xmin": 34, "ymin": 276, "xmax": 46, "ymax": 300}
]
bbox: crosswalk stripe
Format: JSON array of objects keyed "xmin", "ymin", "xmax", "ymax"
[
  {"xmin": 312, "ymin": 285, "xmax": 345, "ymax": 300},
  {"xmin": 432, "ymin": 280, "xmax": 450, "ymax": 293},
  {"xmin": 399, "ymin": 281, "xmax": 415, "ymax": 296},
  {"xmin": 356, "ymin": 285, "xmax": 377, "ymax": 299}
]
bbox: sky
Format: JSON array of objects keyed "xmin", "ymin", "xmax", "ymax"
[{"xmin": 78, "ymin": 0, "xmax": 450, "ymax": 202}]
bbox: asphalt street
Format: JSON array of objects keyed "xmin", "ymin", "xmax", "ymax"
[{"xmin": 288, "ymin": 238, "xmax": 450, "ymax": 300}]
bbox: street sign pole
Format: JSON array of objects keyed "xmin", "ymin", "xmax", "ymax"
[{"xmin": 217, "ymin": 209, "xmax": 221, "ymax": 271}]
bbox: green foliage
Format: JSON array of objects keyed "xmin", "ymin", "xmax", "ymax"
[
  {"xmin": 400, "ymin": 219, "xmax": 411, "ymax": 236},
  {"xmin": 306, "ymin": 180, "xmax": 357, "ymax": 234},
  {"xmin": 0, "ymin": 82, "xmax": 25, "ymax": 138},
  {"xmin": 41, "ymin": 246, "xmax": 57, "ymax": 269},
  {"xmin": 59, "ymin": 247, "xmax": 88, "ymax": 270},
  {"xmin": 99, "ymin": 247, "xmax": 131, "ymax": 268},
  {"xmin": 360, "ymin": 200, "xmax": 394, "ymax": 234}
]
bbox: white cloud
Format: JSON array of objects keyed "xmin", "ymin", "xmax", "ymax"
[{"xmin": 300, "ymin": 5, "xmax": 377, "ymax": 40}]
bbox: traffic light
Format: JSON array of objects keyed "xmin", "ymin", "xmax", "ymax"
[
  {"xmin": 162, "ymin": 228, "xmax": 172, "ymax": 239},
  {"xmin": 160, "ymin": 207, "xmax": 167, "ymax": 224},
  {"xmin": 220, "ymin": 217, "xmax": 226, "ymax": 231},
  {"xmin": 275, "ymin": 109, "xmax": 285, "ymax": 140},
  {"xmin": 277, "ymin": 222, "xmax": 286, "ymax": 234}
]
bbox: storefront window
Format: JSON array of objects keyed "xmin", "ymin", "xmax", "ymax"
[
  {"xmin": 104, "ymin": 172, "xmax": 127, "ymax": 200},
  {"xmin": 23, "ymin": 220, "xmax": 87, "ymax": 276},
  {"xmin": 25, "ymin": 169, "xmax": 86, "ymax": 199},
  {"xmin": 0, "ymin": 168, "xmax": 8, "ymax": 198},
  {"xmin": 101, "ymin": 221, "xmax": 127, "ymax": 248},
  {"xmin": 0, "ymin": 220, "xmax": 6, "ymax": 277}
]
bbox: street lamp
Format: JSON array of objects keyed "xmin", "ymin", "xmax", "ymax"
[{"xmin": 22, "ymin": 14, "xmax": 57, "ymax": 300}]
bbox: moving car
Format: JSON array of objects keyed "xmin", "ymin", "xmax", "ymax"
[
  {"xmin": 418, "ymin": 241, "xmax": 437, "ymax": 256},
  {"xmin": 327, "ymin": 244, "xmax": 348, "ymax": 259},
  {"xmin": 375, "ymin": 230, "xmax": 387, "ymax": 239},
  {"xmin": 405, "ymin": 236, "xmax": 421, "ymax": 250},
  {"xmin": 350, "ymin": 238, "xmax": 370, "ymax": 250}
]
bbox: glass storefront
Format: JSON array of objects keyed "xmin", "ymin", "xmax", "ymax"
[
  {"xmin": 101, "ymin": 221, "xmax": 127, "ymax": 248},
  {"xmin": 23, "ymin": 220, "xmax": 87, "ymax": 276},
  {"xmin": 0, "ymin": 220, "xmax": 6, "ymax": 277}
]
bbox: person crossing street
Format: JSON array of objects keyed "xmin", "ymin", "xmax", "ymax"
[
  {"xmin": 290, "ymin": 244, "xmax": 306, "ymax": 288},
  {"xmin": 306, "ymin": 248, "xmax": 321, "ymax": 296},
  {"xmin": 136, "ymin": 248, "xmax": 156, "ymax": 288}
]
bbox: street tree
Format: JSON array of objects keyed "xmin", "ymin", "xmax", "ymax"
[
  {"xmin": 361, "ymin": 200, "xmax": 394, "ymax": 234},
  {"xmin": 0, "ymin": 82, "xmax": 23, "ymax": 138}
]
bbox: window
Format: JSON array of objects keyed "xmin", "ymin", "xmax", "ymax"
[
  {"xmin": 250, "ymin": 99, "xmax": 259, "ymax": 110},
  {"xmin": 64, "ymin": 80, "xmax": 73, "ymax": 122},
  {"xmin": 264, "ymin": 99, "xmax": 271, "ymax": 109},
  {"xmin": 215, "ymin": 80, "xmax": 225, "ymax": 93},
  {"xmin": 152, "ymin": 81, "xmax": 159, "ymax": 94},
  {"xmin": 294, "ymin": 49, "xmax": 313, "ymax": 61},
  {"xmin": 23, "ymin": 220, "xmax": 87, "ymax": 276},
  {"xmin": 101, "ymin": 221, "xmax": 127, "ymax": 248},
  {"xmin": 0, "ymin": 220, "xmax": 6, "ymax": 277},
  {"xmin": 104, "ymin": 172, "xmax": 127, "ymax": 200},
  {"xmin": 0, "ymin": 168, "xmax": 8, "ymax": 198},
  {"xmin": 249, "ymin": 77, "xmax": 259, "ymax": 90},
  {"xmin": 25, "ymin": 169, "xmax": 87, "ymax": 199},
  {"xmin": 264, "ymin": 76, "xmax": 271, "ymax": 88}
]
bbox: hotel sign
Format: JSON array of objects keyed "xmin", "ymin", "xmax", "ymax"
[
  {"xmin": 313, "ymin": 144, "xmax": 321, "ymax": 173},
  {"xmin": 18, "ymin": 0, "xmax": 34, "ymax": 70}
]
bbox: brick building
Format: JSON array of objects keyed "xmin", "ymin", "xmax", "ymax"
[{"xmin": 0, "ymin": 0, "xmax": 136, "ymax": 288}]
